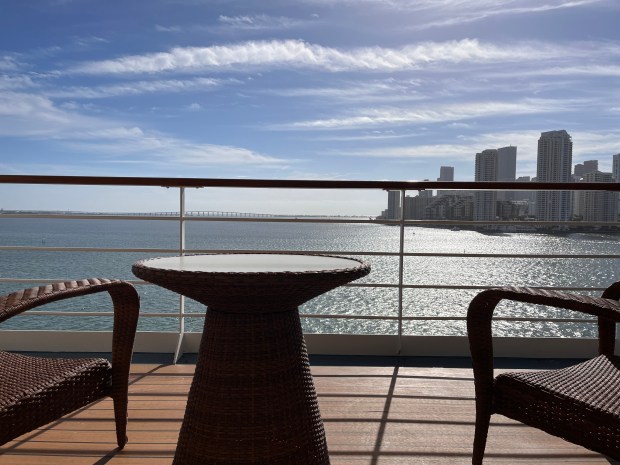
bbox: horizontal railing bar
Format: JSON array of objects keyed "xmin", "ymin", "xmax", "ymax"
[
  {"xmin": 2, "ymin": 246, "xmax": 619, "ymax": 261},
  {"xmin": 13, "ymin": 311, "xmax": 597, "ymax": 325},
  {"xmin": 0, "ymin": 247, "xmax": 181, "ymax": 253},
  {"xmin": 2, "ymin": 212, "xmax": 620, "ymax": 228},
  {"xmin": 0, "ymin": 278, "xmax": 147, "ymax": 285},
  {"xmin": 0, "ymin": 213, "xmax": 376, "ymax": 223},
  {"xmin": 11, "ymin": 311, "xmax": 180, "ymax": 318},
  {"xmin": 2, "ymin": 174, "xmax": 620, "ymax": 191},
  {"xmin": 302, "ymin": 314, "xmax": 596, "ymax": 323},
  {"xmin": 0, "ymin": 277, "xmax": 606, "ymax": 294}
]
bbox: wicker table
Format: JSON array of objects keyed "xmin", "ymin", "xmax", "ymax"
[{"xmin": 132, "ymin": 253, "xmax": 370, "ymax": 465}]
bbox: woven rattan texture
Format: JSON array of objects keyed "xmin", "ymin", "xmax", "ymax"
[
  {"xmin": 467, "ymin": 283, "xmax": 620, "ymax": 464},
  {"xmin": 133, "ymin": 254, "xmax": 369, "ymax": 464},
  {"xmin": 174, "ymin": 308, "xmax": 330, "ymax": 465},
  {"xmin": 0, "ymin": 278, "xmax": 139, "ymax": 448},
  {"xmin": 0, "ymin": 352, "xmax": 111, "ymax": 444},
  {"xmin": 495, "ymin": 354, "xmax": 620, "ymax": 458}
]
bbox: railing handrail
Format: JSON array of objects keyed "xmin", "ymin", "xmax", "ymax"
[{"xmin": 2, "ymin": 174, "xmax": 620, "ymax": 191}]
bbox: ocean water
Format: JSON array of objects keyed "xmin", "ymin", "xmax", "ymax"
[{"xmin": 1, "ymin": 217, "xmax": 619, "ymax": 337}]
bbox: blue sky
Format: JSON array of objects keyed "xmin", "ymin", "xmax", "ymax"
[{"xmin": 1, "ymin": 0, "xmax": 620, "ymax": 214}]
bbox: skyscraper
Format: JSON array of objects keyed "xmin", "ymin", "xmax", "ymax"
[
  {"xmin": 579, "ymin": 171, "xmax": 618, "ymax": 222},
  {"xmin": 536, "ymin": 130, "xmax": 573, "ymax": 222},
  {"xmin": 613, "ymin": 153, "xmax": 620, "ymax": 182},
  {"xmin": 496, "ymin": 146, "xmax": 517, "ymax": 182},
  {"xmin": 474, "ymin": 149, "xmax": 498, "ymax": 221},
  {"xmin": 438, "ymin": 166, "xmax": 454, "ymax": 182},
  {"xmin": 386, "ymin": 190, "xmax": 401, "ymax": 220},
  {"xmin": 496, "ymin": 146, "xmax": 517, "ymax": 201},
  {"xmin": 574, "ymin": 160, "xmax": 598, "ymax": 178}
]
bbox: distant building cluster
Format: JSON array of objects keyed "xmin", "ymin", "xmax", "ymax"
[{"xmin": 379, "ymin": 130, "xmax": 620, "ymax": 229}]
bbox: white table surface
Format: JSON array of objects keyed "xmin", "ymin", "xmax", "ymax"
[{"xmin": 139, "ymin": 253, "xmax": 363, "ymax": 273}]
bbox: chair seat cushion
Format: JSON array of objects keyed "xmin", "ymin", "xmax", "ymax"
[
  {"xmin": 494, "ymin": 354, "xmax": 620, "ymax": 457},
  {"xmin": 0, "ymin": 351, "xmax": 112, "ymax": 445}
]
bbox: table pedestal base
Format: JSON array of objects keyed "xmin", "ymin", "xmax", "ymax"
[{"xmin": 173, "ymin": 307, "xmax": 330, "ymax": 465}]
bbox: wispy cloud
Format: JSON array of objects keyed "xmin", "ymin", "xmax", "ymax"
[
  {"xmin": 65, "ymin": 127, "xmax": 288, "ymax": 166},
  {"xmin": 266, "ymin": 79, "xmax": 425, "ymax": 104},
  {"xmin": 303, "ymin": 0, "xmax": 606, "ymax": 16},
  {"xmin": 71, "ymin": 35, "xmax": 109, "ymax": 48},
  {"xmin": 155, "ymin": 24, "xmax": 182, "ymax": 33},
  {"xmin": 489, "ymin": 64, "xmax": 620, "ymax": 79},
  {"xmin": 279, "ymin": 99, "xmax": 574, "ymax": 130},
  {"xmin": 0, "ymin": 56, "xmax": 22, "ymax": 71},
  {"xmin": 218, "ymin": 14, "xmax": 304, "ymax": 30},
  {"xmin": 0, "ymin": 74, "xmax": 38, "ymax": 90},
  {"xmin": 404, "ymin": 0, "xmax": 606, "ymax": 30},
  {"xmin": 337, "ymin": 143, "xmax": 479, "ymax": 160},
  {"xmin": 68, "ymin": 38, "xmax": 585, "ymax": 75},
  {"xmin": 155, "ymin": 14, "xmax": 309, "ymax": 36},
  {"xmin": 46, "ymin": 77, "xmax": 226, "ymax": 99},
  {"xmin": 0, "ymin": 91, "xmax": 100, "ymax": 136},
  {"xmin": 334, "ymin": 128, "xmax": 620, "ymax": 171},
  {"xmin": 0, "ymin": 91, "xmax": 286, "ymax": 167}
]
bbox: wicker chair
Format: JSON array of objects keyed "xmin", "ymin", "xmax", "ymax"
[
  {"xmin": 467, "ymin": 281, "xmax": 620, "ymax": 464},
  {"xmin": 0, "ymin": 278, "xmax": 139, "ymax": 448}
]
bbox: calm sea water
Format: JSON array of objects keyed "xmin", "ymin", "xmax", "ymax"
[{"xmin": 1, "ymin": 217, "xmax": 620, "ymax": 337}]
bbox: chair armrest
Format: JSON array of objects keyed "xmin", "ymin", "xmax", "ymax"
[
  {"xmin": 0, "ymin": 278, "xmax": 137, "ymax": 322},
  {"xmin": 467, "ymin": 284, "xmax": 620, "ymax": 414},
  {"xmin": 0, "ymin": 278, "xmax": 140, "ymax": 397}
]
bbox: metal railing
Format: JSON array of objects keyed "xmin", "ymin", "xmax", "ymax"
[{"xmin": 1, "ymin": 174, "xmax": 620, "ymax": 359}]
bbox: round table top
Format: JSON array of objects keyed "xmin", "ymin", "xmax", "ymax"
[
  {"xmin": 134, "ymin": 253, "xmax": 366, "ymax": 274},
  {"xmin": 132, "ymin": 253, "xmax": 370, "ymax": 311}
]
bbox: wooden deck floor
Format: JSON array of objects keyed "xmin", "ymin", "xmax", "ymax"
[{"xmin": 1, "ymin": 360, "xmax": 617, "ymax": 464}]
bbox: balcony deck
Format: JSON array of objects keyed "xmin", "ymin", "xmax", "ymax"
[{"xmin": 1, "ymin": 357, "xmax": 617, "ymax": 465}]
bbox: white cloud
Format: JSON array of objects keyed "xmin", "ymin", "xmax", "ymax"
[
  {"xmin": 280, "ymin": 99, "xmax": 573, "ymax": 130},
  {"xmin": 404, "ymin": 0, "xmax": 605, "ymax": 30},
  {"xmin": 0, "ymin": 56, "xmax": 21, "ymax": 71},
  {"xmin": 46, "ymin": 77, "xmax": 224, "ymax": 99},
  {"xmin": 266, "ymin": 79, "xmax": 425, "ymax": 104},
  {"xmin": 303, "ymin": 0, "xmax": 605, "ymax": 16},
  {"xmin": 0, "ymin": 91, "xmax": 101, "ymax": 136},
  {"xmin": 72, "ymin": 35, "xmax": 109, "ymax": 48},
  {"xmin": 334, "ymin": 128, "xmax": 620, "ymax": 171},
  {"xmin": 68, "ymin": 38, "xmax": 587, "ymax": 75},
  {"xmin": 490, "ymin": 64, "xmax": 620, "ymax": 79},
  {"xmin": 0, "ymin": 91, "xmax": 287, "ymax": 167},
  {"xmin": 155, "ymin": 24, "xmax": 181, "ymax": 33},
  {"xmin": 65, "ymin": 128, "xmax": 288, "ymax": 166},
  {"xmin": 218, "ymin": 14, "xmax": 303, "ymax": 30},
  {"xmin": 0, "ymin": 74, "xmax": 37, "ymax": 90}
]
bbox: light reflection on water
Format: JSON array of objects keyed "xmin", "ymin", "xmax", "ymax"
[{"xmin": 1, "ymin": 218, "xmax": 619, "ymax": 337}]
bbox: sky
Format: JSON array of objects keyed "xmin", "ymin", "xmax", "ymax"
[{"xmin": 1, "ymin": 0, "xmax": 620, "ymax": 214}]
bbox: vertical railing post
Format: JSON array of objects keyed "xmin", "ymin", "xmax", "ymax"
[
  {"xmin": 173, "ymin": 187, "xmax": 186, "ymax": 364},
  {"xmin": 397, "ymin": 189, "xmax": 406, "ymax": 355}
]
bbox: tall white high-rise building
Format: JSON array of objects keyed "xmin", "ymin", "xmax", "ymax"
[
  {"xmin": 474, "ymin": 149, "xmax": 498, "ymax": 221},
  {"xmin": 536, "ymin": 130, "xmax": 573, "ymax": 222}
]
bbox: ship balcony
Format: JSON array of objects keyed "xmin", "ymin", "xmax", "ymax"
[{"xmin": 1, "ymin": 175, "xmax": 620, "ymax": 464}]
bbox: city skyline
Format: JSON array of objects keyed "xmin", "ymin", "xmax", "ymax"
[
  {"xmin": 382, "ymin": 129, "xmax": 619, "ymax": 223},
  {"xmin": 1, "ymin": 1, "xmax": 620, "ymax": 215}
]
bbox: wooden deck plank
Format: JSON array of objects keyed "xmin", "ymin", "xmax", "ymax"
[{"xmin": 1, "ymin": 361, "xmax": 617, "ymax": 465}]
